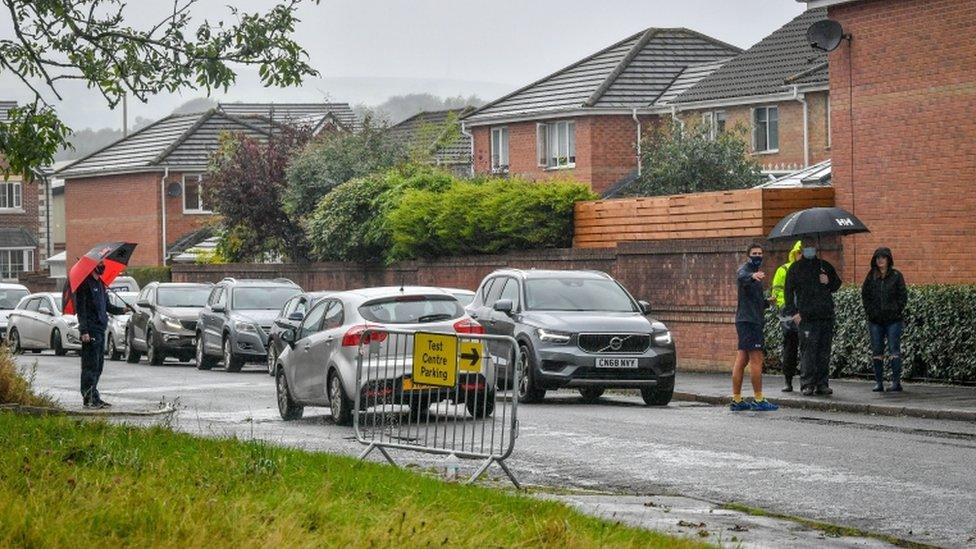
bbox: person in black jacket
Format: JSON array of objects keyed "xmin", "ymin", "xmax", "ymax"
[
  {"xmin": 861, "ymin": 247, "xmax": 908, "ymax": 392},
  {"xmin": 784, "ymin": 243, "xmax": 842, "ymax": 396},
  {"xmin": 75, "ymin": 262, "xmax": 128, "ymax": 408}
]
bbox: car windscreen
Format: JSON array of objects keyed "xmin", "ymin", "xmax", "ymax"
[
  {"xmin": 524, "ymin": 278, "xmax": 638, "ymax": 312},
  {"xmin": 52, "ymin": 296, "xmax": 63, "ymax": 313},
  {"xmin": 0, "ymin": 289, "xmax": 28, "ymax": 310},
  {"xmin": 108, "ymin": 292, "xmax": 138, "ymax": 308},
  {"xmin": 231, "ymin": 287, "xmax": 300, "ymax": 310},
  {"xmin": 359, "ymin": 295, "xmax": 463, "ymax": 324},
  {"xmin": 157, "ymin": 287, "xmax": 211, "ymax": 308}
]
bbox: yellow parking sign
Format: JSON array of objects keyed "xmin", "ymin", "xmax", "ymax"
[
  {"xmin": 412, "ymin": 332, "xmax": 457, "ymax": 387},
  {"xmin": 459, "ymin": 341, "xmax": 484, "ymax": 373}
]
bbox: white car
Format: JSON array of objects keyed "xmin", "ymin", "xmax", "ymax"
[
  {"xmin": 6, "ymin": 292, "xmax": 81, "ymax": 355},
  {"xmin": 0, "ymin": 282, "xmax": 30, "ymax": 340},
  {"xmin": 105, "ymin": 291, "xmax": 138, "ymax": 361}
]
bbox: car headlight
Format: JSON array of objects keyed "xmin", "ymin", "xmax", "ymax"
[
  {"xmin": 66, "ymin": 318, "xmax": 79, "ymax": 328},
  {"xmin": 536, "ymin": 328, "xmax": 572, "ymax": 344},
  {"xmin": 234, "ymin": 320, "xmax": 258, "ymax": 334},
  {"xmin": 651, "ymin": 321, "xmax": 672, "ymax": 346},
  {"xmin": 158, "ymin": 314, "xmax": 183, "ymax": 331}
]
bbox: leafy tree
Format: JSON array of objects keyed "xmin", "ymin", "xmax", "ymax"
[
  {"xmin": 207, "ymin": 128, "xmax": 314, "ymax": 263},
  {"xmin": 0, "ymin": 0, "xmax": 319, "ymax": 177},
  {"xmin": 283, "ymin": 114, "xmax": 405, "ymax": 219},
  {"xmin": 627, "ymin": 120, "xmax": 762, "ymax": 197}
]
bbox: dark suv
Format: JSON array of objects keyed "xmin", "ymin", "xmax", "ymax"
[
  {"xmin": 126, "ymin": 282, "xmax": 212, "ymax": 365},
  {"xmin": 196, "ymin": 278, "xmax": 302, "ymax": 371},
  {"xmin": 466, "ymin": 269, "xmax": 676, "ymax": 406}
]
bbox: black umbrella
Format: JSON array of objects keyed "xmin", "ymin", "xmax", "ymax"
[{"xmin": 767, "ymin": 207, "xmax": 869, "ymax": 241}]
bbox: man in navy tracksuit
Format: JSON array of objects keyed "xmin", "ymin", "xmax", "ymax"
[{"xmin": 75, "ymin": 262, "xmax": 127, "ymax": 408}]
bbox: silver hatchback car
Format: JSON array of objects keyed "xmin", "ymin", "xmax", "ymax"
[{"xmin": 273, "ymin": 286, "xmax": 490, "ymax": 425}]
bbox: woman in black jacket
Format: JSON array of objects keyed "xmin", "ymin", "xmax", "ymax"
[{"xmin": 861, "ymin": 247, "xmax": 908, "ymax": 392}]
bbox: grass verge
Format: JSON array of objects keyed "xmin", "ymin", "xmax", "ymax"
[
  {"xmin": 0, "ymin": 413, "xmax": 709, "ymax": 548},
  {"xmin": 721, "ymin": 502, "xmax": 937, "ymax": 549},
  {"xmin": 0, "ymin": 345, "xmax": 56, "ymax": 407}
]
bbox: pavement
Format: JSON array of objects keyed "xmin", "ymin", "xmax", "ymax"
[
  {"xmin": 675, "ymin": 372, "xmax": 976, "ymax": 422},
  {"xmin": 14, "ymin": 352, "xmax": 976, "ymax": 547}
]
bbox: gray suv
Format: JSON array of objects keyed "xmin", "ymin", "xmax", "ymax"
[
  {"xmin": 466, "ymin": 269, "xmax": 676, "ymax": 406},
  {"xmin": 196, "ymin": 278, "xmax": 302, "ymax": 371}
]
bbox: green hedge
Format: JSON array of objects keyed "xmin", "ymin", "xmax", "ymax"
[
  {"xmin": 763, "ymin": 285, "xmax": 976, "ymax": 383},
  {"xmin": 123, "ymin": 266, "xmax": 172, "ymax": 288}
]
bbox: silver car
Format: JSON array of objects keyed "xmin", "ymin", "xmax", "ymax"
[
  {"xmin": 273, "ymin": 286, "xmax": 492, "ymax": 426},
  {"xmin": 6, "ymin": 293, "xmax": 81, "ymax": 355},
  {"xmin": 105, "ymin": 291, "xmax": 138, "ymax": 361}
]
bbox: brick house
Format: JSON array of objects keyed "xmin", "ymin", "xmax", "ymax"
[
  {"xmin": 57, "ymin": 102, "xmax": 353, "ymax": 267},
  {"xmin": 801, "ymin": 0, "xmax": 976, "ymax": 283},
  {"xmin": 461, "ymin": 29, "xmax": 743, "ymax": 195},
  {"xmin": 668, "ymin": 8, "xmax": 831, "ymax": 177},
  {"xmin": 0, "ymin": 100, "xmax": 45, "ymax": 281},
  {"xmin": 386, "ymin": 108, "xmax": 474, "ymax": 177}
]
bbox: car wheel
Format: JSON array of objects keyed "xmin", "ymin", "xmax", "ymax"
[
  {"xmin": 276, "ymin": 368, "xmax": 304, "ymax": 421},
  {"xmin": 52, "ymin": 329, "xmax": 67, "ymax": 356},
  {"xmin": 266, "ymin": 344, "xmax": 278, "ymax": 376},
  {"xmin": 464, "ymin": 389, "xmax": 496, "ymax": 419},
  {"xmin": 516, "ymin": 343, "xmax": 545, "ymax": 403},
  {"xmin": 640, "ymin": 377, "xmax": 675, "ymax": 406},
  {"xmin": 107, "ymin": 337, "xmax": 123, "ymax": 361},
  {"xmin": 147, "ymin": 328, "xmax": 165, "ymax": 366},
  {"xmin": 195, "ymin": 334, "xmax": 216, "ymax": 370},
  {"xmin": 223, "ymin": 336, "xmax": 243, "ymax": 372},
  {"xmin": 125, "ymin": 328, "xmax": 141, "ymax": 363},
  {"xmin": 579, "ymin": 387, "xmax": 605, "ymax": 403},
  {"xmin": 8, "ymin": 328, "xmax": 22, "ymax": 355},
  {"xmin": 328, "ymin": 369, "xmax": 353, "ymax": 426}
]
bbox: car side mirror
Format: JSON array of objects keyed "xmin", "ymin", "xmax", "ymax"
[
  {"xmin": 493, "ymin": 299, "xmax": 514, "ymax": 315},
  {"xmin": 137, "ymin": 299, "xmax": 151, "ymax": 309},
  {"xmin": 211, "ymin": 304, "xmax": 225, "ymax": 313},
  {"xmin": 280, "ymin": 328, "xmax": 296, "ymax": 346},
  {"xmin": 38, "ymin": 306, "xmax": 52, "ymax": 316},
  {"xmin": 287, "ymin": 311, "xmax": 305, "ymax": 322},
  {"xmin": 638, "ymin": 300, "xmax": 651, "ymax": 315}
]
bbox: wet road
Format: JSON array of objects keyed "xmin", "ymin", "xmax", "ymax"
[{"xmin": 20, "ymin": 352, "xmax": 976, "ymax": 547}]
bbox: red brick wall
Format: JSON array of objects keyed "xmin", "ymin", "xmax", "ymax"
[
  {"xmin": 172, "ymin": 238, "xmax": 842, "ymax": 372},
  {"xmin": 829, "ymin": 0, "xmax": 976, "ymax": 283},
  {"xmin": 472, "ymin": 115, "xmax": 651, "ymax": 195},
  {"xmin": 65, "ymin": 171, "xmax": 216, "ymax": 267},
  {"xmin": 0, "ymin": 175, "xmax": 40, "ymax": 271}
]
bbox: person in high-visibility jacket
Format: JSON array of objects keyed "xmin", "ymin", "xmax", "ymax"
[{"xmin": 771, "ymin": 240, "xmax": 803, "ymax": 392}]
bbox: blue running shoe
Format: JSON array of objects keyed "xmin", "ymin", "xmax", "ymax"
[
  {"xmin": 751, "ymin": 399, "xmax": 779, "ymax": 411},
  {"xmin": 729, "ymin": 400, "xmax": 752, "ymax": 412}
]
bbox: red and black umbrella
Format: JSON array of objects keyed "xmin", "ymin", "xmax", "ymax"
[{"xmin": 63, "ymin": 242, "xmax": 137, "ymax": 315}]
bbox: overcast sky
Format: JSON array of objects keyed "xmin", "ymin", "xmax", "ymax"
[{"xmin": 0, "ymin": 0, "xmax": 804, "ymax": 130}]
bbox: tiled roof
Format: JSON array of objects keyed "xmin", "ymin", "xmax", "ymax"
[
  {"xmin": 218, "ymin": 102, "xmax": 357, "ymax": 129},
  {"xmin": 463, "ymin": 28, "xmax": 741, "ymax": 123},
  {"xmin": 756, "ymin": 159, "xmax": 831, "ymax": 188},
  {"xmin": 674, "ymin": 8, "xmax": 829, "ymax": 105},
  {"xmin": 387, "ymin": 108, "xmax": 473, "ymax": 165}
]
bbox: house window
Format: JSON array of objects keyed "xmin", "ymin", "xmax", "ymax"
[
  {"xmin": 0, "ymin": 248, "xmax": 33, "ymax": 281},
  {"xmin": 0, "ymin": 181, "xmax": 22, "ymax": 210},
  {"xmin": 490, "ymin": 127, "xmax": 509, "ymax": 172},
  {"xmin": 753, "ymin": 106, "xmax": 779, "ymax": 152},
  {"xmin": 537, "ymin": 120, "xmax": 576, "ymax": 169},
  {"xmin": 183, "ymin": 174, "xmax": 212, "ymax": 214},
  {"xmin": 703, "ymin": 111, "xmax": 727, "ymax": 140}
]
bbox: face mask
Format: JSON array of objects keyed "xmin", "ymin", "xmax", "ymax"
[
  {"xmin": 749, "ymin": 256, "xmax": 763, "ymax": 268},
  {"xmin": 94, "ymin": 264, "xmax": 106, "ymax": 275},
  {"xmin": 802, "ymin": 247, "xmax": 817, "ymax": 260}
]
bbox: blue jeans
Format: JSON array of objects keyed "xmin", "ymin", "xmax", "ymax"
[{"xmin": 868, "ymin": 321, "xmax": 903, "ymax": 384}]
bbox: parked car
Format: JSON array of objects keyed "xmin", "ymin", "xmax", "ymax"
[
  {"xmin": 6, "ymin": 293, "xmax": 81, "ymax": 355},
  {"xmin": 443, "ymin": 287, "xmax": 475, "ymax": 307},
  {"xmin": 124, "ymin": 282, "xmax": 212, "ymax": 365},
  {"xmin": 196, "ymin": 278, "xmax": 302, "ymax": 371},
  {"xmin": 466, "ymin": 269, "xmax": 676, "ymax": 406},
  {"xmin": 266, "ymin": 291, "xmax": 331, "ymax": 376},
  {"xmin": 0, "ymin": 282, "xmax": 30, "ymax": 339},
  {"xmin": 272, "ymin": 286, "xmax": 491, "ymax": 425},
  {"xmin": 105, "ymin": 291, "xmax": 138, "ymax": 361},
  {"xmin": 109, "ymin": 276, "xmax": 140, "ymax": 292}
]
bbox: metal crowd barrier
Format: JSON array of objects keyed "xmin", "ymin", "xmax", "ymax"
[{"xmin": 353, "ymin": 327, "xmax": 522, "ymax": 488}]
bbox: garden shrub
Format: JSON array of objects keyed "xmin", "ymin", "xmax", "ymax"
[{"xmin": 123, "ymin": 266, "xmax": 172, "ymax": 287}]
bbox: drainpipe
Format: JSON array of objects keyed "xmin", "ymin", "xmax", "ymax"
[
  {"xmin": 670, "ymin": 105, "xmax": 684, "ymax": 130},
  {"xmin": 793, "ymin": 85, "xmax": 809, "ymax": 168},
  {"xmin": 459, "ymin": 120, "xmax": 474, "ymax": 177},
  {"xmin": 632, "ymin": 108, "xmax": 642, "ymax": 177},
  {"xmin": 160, "ymin": 167, "xmax": 169, "ymax": 266}
]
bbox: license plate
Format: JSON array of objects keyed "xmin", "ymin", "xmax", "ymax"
[
  {"xmin": 596, "ymin": 357, "xmax": 639, "ymax": 369},
  {"xmin": 401, "ymin": 378, "xmax": 439, "ymax": 391}
]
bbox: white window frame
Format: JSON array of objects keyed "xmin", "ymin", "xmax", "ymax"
[
  {"xmin": 703, "ymin": 110, "xmax": 727, "ymax": 140},
  {"xmin": 182, "ymin": 174, "xmax": 213, "ymax": 214},
  {"xmin": 0, "ymin": 180, "xmax": 23, "ymax": 211},
  {"xmin": 490, "ymin": 127, "xmax": 509, "ymax": 173},
  {"xmin": 536, "ymin": 120, "xmax": 576, "ymax": 170},
  {"xmin": 752, "ymin": 106, "xmax": 779, "ymax": 153},
  {"xmin": 0, "ymin": 247, "xmax": 33, "ymax": 281}
]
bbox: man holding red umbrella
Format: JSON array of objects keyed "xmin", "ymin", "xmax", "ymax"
[{"xmin": 64, "ymin": 242, "xmax": 137, "ymax": 409}]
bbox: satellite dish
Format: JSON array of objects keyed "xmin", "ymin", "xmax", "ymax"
[
  {"xmin": 166, "ymin": 182, "xmax": 183, "ymax": 197},
  {"xmin": 807, "ymin": 19, "xmax": 847, "ymax": 52}
]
